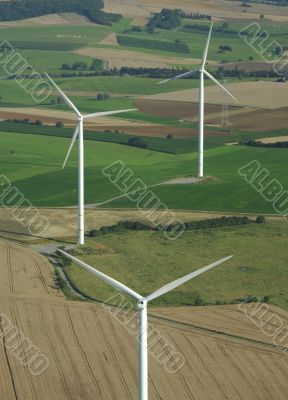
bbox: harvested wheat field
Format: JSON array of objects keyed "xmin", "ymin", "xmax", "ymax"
[
  {"xmin": 257, "ymin": 136, "xmax": 288, "ymax": 144},
  {"xmin": 99, "ymin": 32, "xmax": 119, "ymax": 46},
  {"xmin": 0, "ymin": 107, "xmax": 151, "ymax": 128},
  {"xmin": 104, "ymin": 0, "xmax": 288, "ymax": 21},
  {"xmin": 0, "ymin": 239, "xmax": 288, "ymax": 399},
  {"xmin": 73, "ymin": 47, "xmax": 209, "ymax": 69},
  {"xmin": 142, "ymin": 81, "xmax": 288, "ymax": 109},
  {"xmin": 0, "ymin": 12, "xmax": 94, "ymax": 27},
  {"xmin": 152, "ymin": 303, "xmax": 288, "ymax": 344}
]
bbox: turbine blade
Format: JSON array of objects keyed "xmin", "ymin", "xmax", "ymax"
[
  {"xmin": 58, "ymin": 249, "xmax": 143, "ymax": 301},
  {"xmin": 62, "ymin": 123, "xmax": 79, "ymax": 169},
  {"xmin": 145, "ymin": 255, "xmax": 233, "ymax": 302},
  {"xmin": 84, "ymin": 109, "xmax": 137, "ymax": 120},
  {"xmin": 202, "ymin": 22, "xmax": 214, "ymax": 68},
  {"xmin": 45, "ymin": 73, "xmax": 81, "ymax": 117},
  {"xmin": 157, "ymin": 69, "xmax": 199, "ymax": 85},
  {"xmin": 203, "ymin": 70, "xmax": 238, "ymax": 102}
]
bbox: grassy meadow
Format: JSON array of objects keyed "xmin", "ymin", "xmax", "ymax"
[{"xmin": 63, "ymin": 222, "xmax": 288, "ymax": 309}]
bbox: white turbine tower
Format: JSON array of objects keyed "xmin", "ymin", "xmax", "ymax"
[
  {"xmin": 58, "ymin": 249, "xmax": 233, "ymax": 400},
  {"xmin": 158, "ymin": 23, "xmax": 237, "ymax": 178},
  {"xmin": 45, "ymin": 74, "xmax": 137, "ymax": 245}
]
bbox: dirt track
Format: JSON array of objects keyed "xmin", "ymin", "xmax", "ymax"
[{"xmin": 0, "ymin": 239, "xmax": 288, "ymax": 399}]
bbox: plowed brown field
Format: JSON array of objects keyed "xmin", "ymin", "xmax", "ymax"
[
  {"xmin": 136, "ymin": 99, "xmax": 288, "ymax": 132},
  {"xmin": 0, "ymin": 239, "xmax": 288, "ymax": 399}
]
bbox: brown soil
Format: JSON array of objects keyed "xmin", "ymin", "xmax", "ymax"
[{"xmin": 136, "ymin": 99, "xmax": 288, "ymax": 132}]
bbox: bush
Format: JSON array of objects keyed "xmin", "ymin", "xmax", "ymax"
[
  {"xmin": 194, "ymin": 295, "xmax": 204, "ymax": 306},
  {"xmin": 89, "ymin": 229, "xmax": 101, "ymax": 237},
  {"xmin": 256, "ymin": 215, "xmax": 266, "ymax": 224},
  {"xmin": 219, "ymin": 44, "xmax": 233, "ymax": 53},
  {"xmin": 262, "ymin": 295, "xmax": 271, "ymax": 303},
  {"xmin": 128, "ymin": 137, "xmax": 148, "ymax": 149},
  {"xmin": 132, "ymin": 26, "xmax": 142, "ymax": 32},
  {"xmin": 97, "ymin": 92, "xmax": 110, "ymax": 100}
]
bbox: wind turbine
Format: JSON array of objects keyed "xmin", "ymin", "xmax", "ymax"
[
  {"xmin": 45, "ymin": 73, "xmax": 137, "ymax": 245},
  {"xmin": 58, "ymin": 249, "xmax": 233, "ymax": 400},
  {"xmin": 158, "ymin": 23, "xmax": 237, "ymax": 178}
]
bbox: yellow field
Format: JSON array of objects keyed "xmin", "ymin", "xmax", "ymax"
[
  {"xmin": 258, "ymin": 136, "xmax": 288, "ymax": 144},
  {"xmin": 0, "ymin": 12, "xmax": 94, "ymax": 27},
  {"xmin": 0, "ymin": 239, "xmax": 288, "ymax": 399},
  {"xmin": 73, "ymin": 47, "xmax": 210, "ymax": 68}
]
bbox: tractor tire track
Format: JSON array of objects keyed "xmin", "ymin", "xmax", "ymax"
[
  {"xmin": 184, "ymin": 335, "xmax": 227, "ymax": 399},
  {"xmin": 7, "ymin": 246, "xmax": 13, "ymax": 294},
  {"xmin": 36, "ymin": 304, "xmax": 71, "ymax": 398},
  {"xmin": 92, "ymin": 310, "xmax": 133, "ymax": 400},
  {"xmin": 0, "ymin": 314, "xmax": 18, "ymax": 400},
  {"xmin": 159, "ymin": 333, "xmax": 196, "ymax": 400},
  {"xmin": 9, "ymin": 303, "xmax": 38, "ymax": 400},
  {"xmin": 65, "ymin": 305, "xmax": 102, "ymax": 398},
  {"xmin": 218, "ymin": 343, "xmax": 261, "ymax": 400}
]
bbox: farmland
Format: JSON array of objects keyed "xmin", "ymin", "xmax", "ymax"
[
  {"xmin": 104, "ymin": 0, "xmax": 288, "ymax": 21},
  {"xmin": 0, "ymin": 240, "xmax": 288, "ymax": 400},
  {"xmin": 0, "ymin": 3, "xmax": 288, "ymax": 400}
]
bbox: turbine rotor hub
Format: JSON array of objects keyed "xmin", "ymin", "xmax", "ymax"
[{"xmin": 137, "ymin": 299, "xmax": 147, "ymax": 310}]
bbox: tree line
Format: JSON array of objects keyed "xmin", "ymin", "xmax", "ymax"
[
  {"xmin": 241, "ymin": 140, "xmax": 288, "ymax": 148},
  {"xmin": 89, "ymin": 216, "xmax": 265, "ymax": 237},
  {"xmin": 5, "ymin": 65, "xmax": 285, "ymax": 81},
  {"xmin": 61, "ymin": 59, "xmax": 103, "ymax": 71},
  {"xmin": 0, "ymin": 0, "xmax": 121, "ymax": 25}
]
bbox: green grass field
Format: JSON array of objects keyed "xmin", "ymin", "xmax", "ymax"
[
  {"xmin": 63, "ymin": 222, "xmax": 288, "ymax": 309},
  {"xmin": 0, "ymin": 76, "xmax": 199, "ymax": 109},
  {"xmin": 0, "ymin": 129, "xmax": 287, "ymax": 215}
]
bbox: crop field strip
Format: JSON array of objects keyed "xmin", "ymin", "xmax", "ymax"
[
  {"xmin": 9, "ymin": 41, "xmax": 84, "ymax": 51},
  {"xmin": 116, "ymin": 35, "xmax": 191, "ymax": 54}
]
